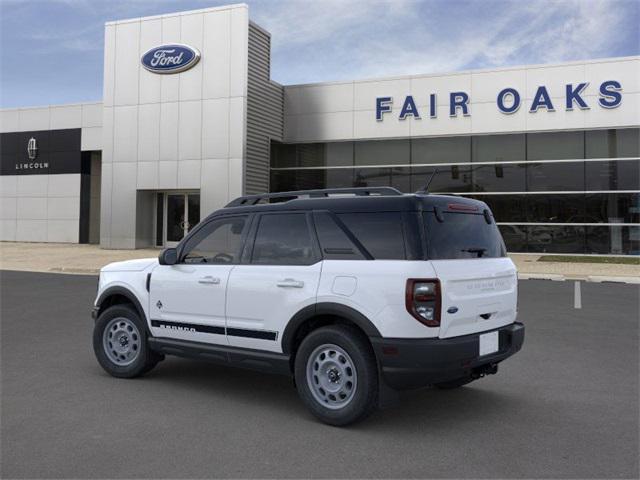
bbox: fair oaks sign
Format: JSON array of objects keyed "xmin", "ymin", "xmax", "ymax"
[
  {"xmin": 376, "ymin": 80, "xmax": 623, "ymax": 121},
  {"xmin": 141, "ymin": 44, "xmax": 201, "ymax": 74}
]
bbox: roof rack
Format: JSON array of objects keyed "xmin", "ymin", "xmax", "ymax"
[{"xmin": 225, "ymin": 187, "xmax": 403, "ymax": 207}]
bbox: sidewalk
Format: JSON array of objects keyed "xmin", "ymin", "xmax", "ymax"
[
  {"xmin": 0, "ymin": 242, "xmax": 159, "ymax": 274},
  {"xmin": 510, "ymin": 254, "xmax": 639, "ymax": 283},
  {"xmin": 1, "ymin": 242, "xmax": 638, "ymax": 282}
]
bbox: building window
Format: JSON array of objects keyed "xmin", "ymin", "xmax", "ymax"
[
  {"xmin": 411, "ymin": 166, "xmax": 473, "ymax": 193},
  {"xmin": 526, "ymin": 225, "xmax": 586, "ymax": 254},
  {"xmin": 586, "ymin": 226, "xmax": 639, "ymax": 255},
  {"xmin": 585, "ymin": 128, "xmax": 640, "ymax": 158},
  {"xmin": 527, "ymin": 131, "xmax": 584, "ymax": 160},
  {"xmin": 270, "ymin": 142, "xmax": 297, "ymax": 168},
  {"xmin": 471, "ymin": 163, "xmax": 526, "ymax": 192},
  {"xmin": 354, "ymin": 139, "xmax": 409, "ymax": 166},
  {"xmin": 268, "ymin": 128, "xmax": 640, "ymax": 254},
  {"xmin": 526, "ymin": 194, "xmax": 585, "ymax": 222},
  {"xmin": 526, "ymin": 161, "xmax": 585, "ymax": 191},
  {"xmin": 585, "ymin": 160, "xmax": 639, "ymax": 190},
  {"xmin": 585, "ymin": 192, "xmax": 640, "ymax": 224},
  {"xmin": 472, "ymin": 134, "xmax": 525, "ymax": 163},
  {"xmin": 411, "ymin": 136, "xmax": 471, "ymax": 164},
  {"xmin": 468, "ymin": 194, "xmax": 528, "ymax": 222}
]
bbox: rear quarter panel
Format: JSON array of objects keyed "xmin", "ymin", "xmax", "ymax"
[{"xmin": 317, "ymin": 260, "xmax": 441, "ymax": 338}]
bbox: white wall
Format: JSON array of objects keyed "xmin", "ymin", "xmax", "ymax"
[
  {"xmin": 283, "ymin": 57, "xmax": 640, "ymax": 142},
  {"xmin": 0, "ymin": 174, "xmax": 81, "ymax": 243},
  {"xmin": 0, "ymin": 102, "xmax": 102, "ymax": 244},
  {"xmin": 0, "ymin": 102, "xmax": 103, "ymax": 149},
  {"xmin": 100, "ymin": 4, "xmax": 249, "ymax": 249}
]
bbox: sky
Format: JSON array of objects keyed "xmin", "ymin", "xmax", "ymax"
[{"xmin": 0, "ymin": 0, "xmax": 638, "ymax": 108}]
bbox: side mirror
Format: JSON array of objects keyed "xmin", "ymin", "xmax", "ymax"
[{"xmin": 158, "ymin": 247, "xmax": 178, "ymax": 265}]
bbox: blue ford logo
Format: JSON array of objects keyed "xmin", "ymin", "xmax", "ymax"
[
  {"xmin": 447, "ymin": 306, "xmax": 459, "ymax": 314},
  {"xmin": 141, "ymin": 44, "xmax": 200, "ymax": 74}
]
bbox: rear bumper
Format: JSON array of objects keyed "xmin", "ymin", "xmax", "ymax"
[{"xmin": 371, "ymin": 322, "xmax": 525, "ymax": 390}]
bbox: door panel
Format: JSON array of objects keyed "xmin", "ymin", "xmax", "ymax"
[
  {"xmin": 149, "ymin": 264, "xmax": 231, "ymax": 344},
  {"xmin": 226, "ymin": 263, "xmax": 322, "ymax": 352},
  {"xmin": 226, "ymin": 212, "xmax": 322, "ymax": 352},
  {"xmin": 150, "ymin": 214, "xmax": 249, "ymax": 345}
]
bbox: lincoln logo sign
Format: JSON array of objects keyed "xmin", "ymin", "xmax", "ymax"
[
  {"xmin": 16, "ymin": 137, "xmax": 48, "ymax": 171},
  {"xmin": 376, "ymin": 80, "xmax": 622, "ymax": 120},
  {"xmin": 27, "ymin": 137, "xmax": 38, "ymax": 160},
  {"xmin": 141, "ymin": 44, "xmax": 201, "ymax": 74}
]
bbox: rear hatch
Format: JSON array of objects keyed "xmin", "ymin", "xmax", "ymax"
[{"xmin": 423, "ymin": 205, "xmax": 518, "ymax": 339}]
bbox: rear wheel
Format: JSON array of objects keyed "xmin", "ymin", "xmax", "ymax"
[
  {"xmin": 93, "ymin": 304, "xmax": 161, "ymax": 378},
  {"xmin": 294, "ymin": 325, "xmax": 378, "ymax": 426},
  {"xmin": 434, "ymin": 376, "xmax": 475, "ymax": 389}
]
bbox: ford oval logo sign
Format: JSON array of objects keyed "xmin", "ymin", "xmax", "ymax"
[{"xmin": 141, "ymin": 44, "xmax": 200, "ymax": 74}]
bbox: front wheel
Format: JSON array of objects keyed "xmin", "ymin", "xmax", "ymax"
[
  {"xmin": 294, "ymin": 325, "xmax": 378, "ymax": 426},
  {"xmin": 93, "ymin": 304, "xmax": 161, "ymax": 378}
]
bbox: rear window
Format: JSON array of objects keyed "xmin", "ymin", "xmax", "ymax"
[
  {"xmin": 424, "ymin": 211, "xmax": 506, "ymax": 259},
  {"xmin": 313, "ymin": 212, "xmax": 366, "ymax": 260},
  {"xmin": 251, "ymin": 213, "xmax": 316, "ymax": 265},
  {"xmin": 338, "ymin": 212, "xmax": 406, "ymax": 260}
]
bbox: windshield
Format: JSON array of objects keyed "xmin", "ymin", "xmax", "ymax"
[{"xmin": 424, "ymin": 211, "xmax": 507, "ymax": 259}]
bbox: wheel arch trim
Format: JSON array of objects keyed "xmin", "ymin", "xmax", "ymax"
[
  {"xmin": 95, "ymin": 286, "xmax": 147, "ymax": 324},
  {"xmin": 281, "ymin": 302, "xmax": 382, "ymax": 354}
]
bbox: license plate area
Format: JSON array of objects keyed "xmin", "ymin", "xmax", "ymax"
[{"xmin": 479, "ymin": 331, "xmax": 499, "ymax": 356}]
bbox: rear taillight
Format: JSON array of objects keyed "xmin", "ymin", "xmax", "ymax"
[{"xmin": 405, "ymin": 279, "xmax": 441, "ymax": 327}]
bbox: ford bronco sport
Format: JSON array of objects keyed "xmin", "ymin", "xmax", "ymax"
[{"xmin": 92, "ymin": 187, "xmax": 524, "ymax": 425}]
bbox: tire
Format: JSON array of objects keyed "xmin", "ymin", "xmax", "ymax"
[
  {"xmin": 434, "ymin": 376, "xmax": 475, "ymax": 389},
  {"xmin": 294, "ymin": 325, "xmax": 378, "ymax": 426},
  {"xmin": 93, "ymin": 304, "xmax": 161, "ymax": 378}
]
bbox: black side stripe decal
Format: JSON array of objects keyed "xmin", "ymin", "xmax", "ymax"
[
  {"xmin": 151, "ymin": 320, "xmax": 277, "ymax": 341},
  {"xmin": 151, "ymin": 320, "xmax": 225, "ymax": 335},
  {"xmin": 227, "ymin": 328, "xmax": 277, "ymax": 341}
]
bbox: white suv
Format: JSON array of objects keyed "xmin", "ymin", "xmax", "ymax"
[{"xmin": 92, "ymin": 187, "xmax": 524, "ymax": 425}]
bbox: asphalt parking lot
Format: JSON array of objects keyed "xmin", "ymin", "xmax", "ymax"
[{"xmin": 1, "ymin": 270, "xmax": 638, "ymax": 479}]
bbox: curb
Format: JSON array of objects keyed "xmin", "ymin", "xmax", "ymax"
[
  {"xmin": 518, "ymin": 273, "xmax": 640, "ymax": 284},
  {"xmin": 518, "ymin": 273, "xmax": 565, "ymax": 281},
  {"xmin": 48, "ymin": 267, "xmax": 100, "ymax": 275},
  {"xmin": 587, "ymin": 275, "xmax": 640, "ymax": 284}
]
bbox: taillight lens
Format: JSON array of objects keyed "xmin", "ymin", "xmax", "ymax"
[{"xmin": 406, "ymin": 279, "xmax": 441, "ymax": 327}]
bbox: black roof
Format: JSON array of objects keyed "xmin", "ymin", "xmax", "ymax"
[{"xmin": 208, "ymin": 187, "xmax": 490, "ymax": 219}]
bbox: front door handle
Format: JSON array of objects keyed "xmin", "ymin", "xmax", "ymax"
[
  {"xmin": 277, "ymin": 278, "xmax": 304, "ymax": 288},
  {"xmin": 198, "ymin": 276, "xmax": 220, "ymax": 285}
]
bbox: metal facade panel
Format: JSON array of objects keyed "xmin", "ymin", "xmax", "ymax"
[{"xmin": 245, "ymin": 24, "xmax": 284, "ymax": 195}]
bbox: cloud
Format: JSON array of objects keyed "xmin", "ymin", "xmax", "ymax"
[
  {"xmin": 0, "ymin": 0, "xmax": 637, "ymax": 107},
  {"xmin": 24, "ymin": 25, "xmax": 102, "ymax": 53},
  {"xmin": 253, "ymin": 0, "xmax": 637, "ymax": 84}
]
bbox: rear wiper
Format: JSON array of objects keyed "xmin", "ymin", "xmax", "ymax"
[{"xmin": 462, "ymin": 247, "xmax": 487, "ymax": 258}]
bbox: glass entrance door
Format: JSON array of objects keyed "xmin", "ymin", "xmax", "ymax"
[{"xmin": 164, "ymin": 193, "xmax": 200, "ymax": 247}]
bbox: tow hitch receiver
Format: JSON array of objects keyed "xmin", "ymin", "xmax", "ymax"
[{"xmin": 472, "ymin": 363, "xmax": 498, "ymax": 379}]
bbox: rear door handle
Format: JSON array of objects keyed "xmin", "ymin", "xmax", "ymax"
[
  {"xmin": 277, "ymin": 278, "xmax": 304, "ymax": 288},
  {"xmin": 198, "ymin": 276, "xmax": 220, "ymax": 285}
]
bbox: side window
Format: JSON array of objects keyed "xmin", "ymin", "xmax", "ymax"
[
  {"xmin": 313, "ymin": 212, "xmax": 365, "ymax": 260},
  {"xmin": 182, "ymin": 216, "xmax": 247, "ymax": 264},
  {"xmin": 338, "ymin": 212, "xmax": 406, "ymax": 260},
  {"xmin": 251, "ymin": 214, "xmax": 316, "ymax": 265}
]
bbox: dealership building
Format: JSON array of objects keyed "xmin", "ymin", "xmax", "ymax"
[{"xmin": 1, "ymin": 3, "xmax": 638, "ymax": 254}]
